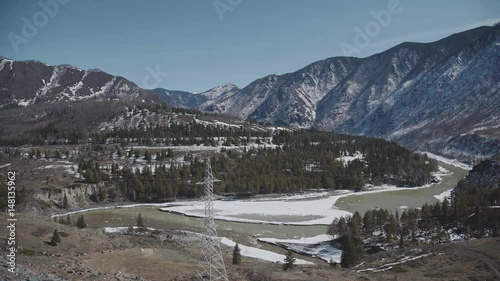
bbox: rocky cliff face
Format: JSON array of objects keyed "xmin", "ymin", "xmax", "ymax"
[{"xmin": 21, "ymin": 183, "xmax": 114, "ymax": 216}]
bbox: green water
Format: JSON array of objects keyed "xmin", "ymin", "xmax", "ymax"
[
  {"xmin": 80, "ymin": 160, "xmax": 467, "ymax": 244},
  {"xmin": 335, "ymin": 162, "xmax": 468, "ymax": 214}
]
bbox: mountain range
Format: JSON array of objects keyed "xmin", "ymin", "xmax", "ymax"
[
  {"xmin": 0, "ymin": 26, "xmax": 498, "ymax": 158},
  {"xmin": 153, "ymin": 26, "xmax": 500, "ymax": 158},
  {"xmin": 0, "ymin": 58, "xmax": 156, "ymax": 107},
  {"xmin": 0, "ymin": 58, "xmax": 159, "ymax": 143},
  {"xmin": 152, "ymin": 83, "xmax": 240, "ymax": 109}
]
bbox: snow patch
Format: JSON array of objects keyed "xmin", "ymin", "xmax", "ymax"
[
  {"xmin": 434, "ymin": 189, "xmax": 453, "ymax": 202},
  {"xmin": 258, "ymin": 234, "xmax": 341, "ymax": 263},
  {"xmin": 420, "ymin": 152, "xmax": 472, "ymax": 170},
  {"xmin": 220, "ymin": 237, "xmax": 314, "ymax": 265},
  {"xmin": 357, "ymin": 252, "xmax": 434, "ymax": 273},
  {"xmin": 17, "ymin": 99, "xmax": 31, "ymax": 107},
  {"xmin": 0, "ymin": 59, "xmax": 13, "ymax": 72},
  {"xmin": 336, "ymin": 151, "xmax": 363, "ymax": 166}
]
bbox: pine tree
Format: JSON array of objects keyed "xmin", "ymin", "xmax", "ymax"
[
  {"xmin": 144, "ymin": 151, "xmax": 151, "ymax": 163},
  {"xmin": 384, "ymin": 224, "xmax": 392, "ymax": 243},
  {"xmin": 136, "ymin": 213, "xmax": 145, "ymax": 229},
  {"xmin": 50, "ymin": 229, "xmax": 61, "ymax": 245},
  {"xmin": 492, "ymin": 213, "xmax": 499, "ymax": 237},
  {"xmin": 76, "ymin": 215, "xmax": 87, "ymax": 229},
  {"xmin": 350, "ymin": 211, "xmax": 362, "ymax": 236},
  {"xmin": 363, "ymin": 210, "xmax": 373, "ymax": 234},
  {"xmin": 341, "ymin": 236, "xmax": 356, "ymax": 268},
  {"xmin": 62, "ymin": 193, "xmax": 69, "ymax": 209},
  {"xmin": 340, "ymin": 236, "xmax": 364, "ymax": 268},
  {"xmin": 65, "ymin": 215, "xmax": 72, "ymax": 225},
  {"xmin": 399, "ymin": 228, "xmax": 405, "ymax": 248},
  {"xmin": 232, "ymin": 243, "xmax": 241, "ymax": 265},
  {"xmin": 282, "ymin": 250, "xmax": 296, "ymax": 271},
  {"xmin": 442, "ymin": 198, "xmax": 449, "ymax": 225}
]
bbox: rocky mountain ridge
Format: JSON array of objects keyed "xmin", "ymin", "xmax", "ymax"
[
  {"xmin": 152, "ymin": 83, "xmax": 239, "ymax": 109},
  {"xmin": 0, "ymin": 57, "xmax": 156, "ymax": 108},
  {"xmin": 153, "ymin": 26, "xmax": 500, "ymax": 158}
]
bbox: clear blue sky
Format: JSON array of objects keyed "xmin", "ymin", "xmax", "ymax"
[{"xmin": 1, "ymin": 0, "xmax": 499, "ymax": 92}]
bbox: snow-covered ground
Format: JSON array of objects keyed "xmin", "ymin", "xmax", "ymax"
[
  {"xmin": 103, "ymin": 226, "xmax": 159, "ymax": 233},
  {"xmin": 35, "ymin": 162, "xmax": 80, "ymax": 177},
  {"xmin": 259, "ymin": 234, "xmax": 333, "ymax": 245},
  {"xmin": 0, "ymin": 163, "xmax": 11, "ymax": 169},
  {"xmin": 248, "ymin": 192, "xmax": 330, "ymax": 201},
  {"xmin": 220, "ymin": 237, "xmax": 314, "ymax": 265},
  {"xmin": 130, "ymin": 143, "xmax": 280, "ymax": 153},
  {"xmin": 102, "ymin": 227, "xmax": 313, "ymax": 265},
  {"xmin": 434, "ymin": 189, "xmax": 453, "ymax": 202},
  {"xmin": 159, "ymin": 174, "xmax": 452, "ymax": 225},
  {"xmin": 336, "ymin": 151, "xmax": 363, "ymax": 166},
  {"xmin": 160, "ymin": 191, "xmax": 353, "ymax": 225},
  {"xmin": 355, "ymin": 251, "xmax": 435, "ymax": 273},
  {"xmin": 258, "ymin": 234, "xmax": 341, "ymax": 263},
  {"xmin": 420, "ymin": 151, "xmax": 472, "ymax": 170}
]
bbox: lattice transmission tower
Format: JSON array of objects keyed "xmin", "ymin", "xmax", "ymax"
[{"xmin": 196, "ymin": 158, "xmax": 228, "ymax": 281}]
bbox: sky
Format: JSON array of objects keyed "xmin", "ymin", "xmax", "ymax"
[{"xmin": 0, "ymin": 0, "xmax": 499, "ymax": 92}]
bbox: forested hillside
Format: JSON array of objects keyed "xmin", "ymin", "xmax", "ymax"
[
  {"xmin": 75, "ymin": 126, "xmax": 438, "ymax": 202},
  {"xmin": 329, "ymin": 158, "xmax": 500, "ymax": 268}
]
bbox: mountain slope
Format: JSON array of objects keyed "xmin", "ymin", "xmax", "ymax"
[
  {"xmin": 0, "ymin": 58, "xmax": 156, "ymax": 108},
  {"xmin": 203, "ymin": 26, "xmax": 500, "ymax": 158},
  {"xmin": 314, "ymin": 27, "xmax": 500, "ymax": 153},
  {"xmin": 214, "ymin": 57, "xmax": 361, "ymax": 128},
  {"xmin": 0, "ymin": 58, "xmax": 159, "ymax": 144},
  {"xmin": 152, "ymin": 88, "xmax": 205, "ymax": 108},
  {"xmin": 152, "ymin": 83, "xmax": 240, "ymax": 110}
]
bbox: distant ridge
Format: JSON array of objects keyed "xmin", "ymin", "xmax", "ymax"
[{"xmin": 153, "ymin": 26, "xmax": 499, "ymax": 158}]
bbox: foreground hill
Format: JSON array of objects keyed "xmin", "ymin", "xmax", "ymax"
[{"xmin": 1, "ymin": 212, "xmax": 499, "ymax": 280}]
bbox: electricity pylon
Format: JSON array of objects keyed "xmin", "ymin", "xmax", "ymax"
[{"xmin": 196, "ymin": 158, "xmax": 228, "ymax": 281}]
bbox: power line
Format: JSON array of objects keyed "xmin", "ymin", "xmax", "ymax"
[{"xmin": 196, "ymin": 158, "xmax": 228, "ymax": 281}]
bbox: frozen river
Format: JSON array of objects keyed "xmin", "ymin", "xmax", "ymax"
[
  {"xmin": 75, "ymin": 159, "xmax": 469, "ymax": 238},
  {"xmin": 69, "ymin": 157, "xmax": 469, "ymax": 262}
]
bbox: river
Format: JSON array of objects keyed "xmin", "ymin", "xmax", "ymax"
[
  {"xmin": 335, "ymin": 161, "xmax": 468, "ymax": 215},
  {"xmin": 77, "ymin": 159, "xmax": 469, "ymax": 249}
]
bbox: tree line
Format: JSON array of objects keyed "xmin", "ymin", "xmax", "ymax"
[
  {"xmin": 329, "ymin": 159, "xmax": 500, "ymax": 268},
  {"xmin": 75, "ymin": 130, "xmax": 438, "ymax": 202}
]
